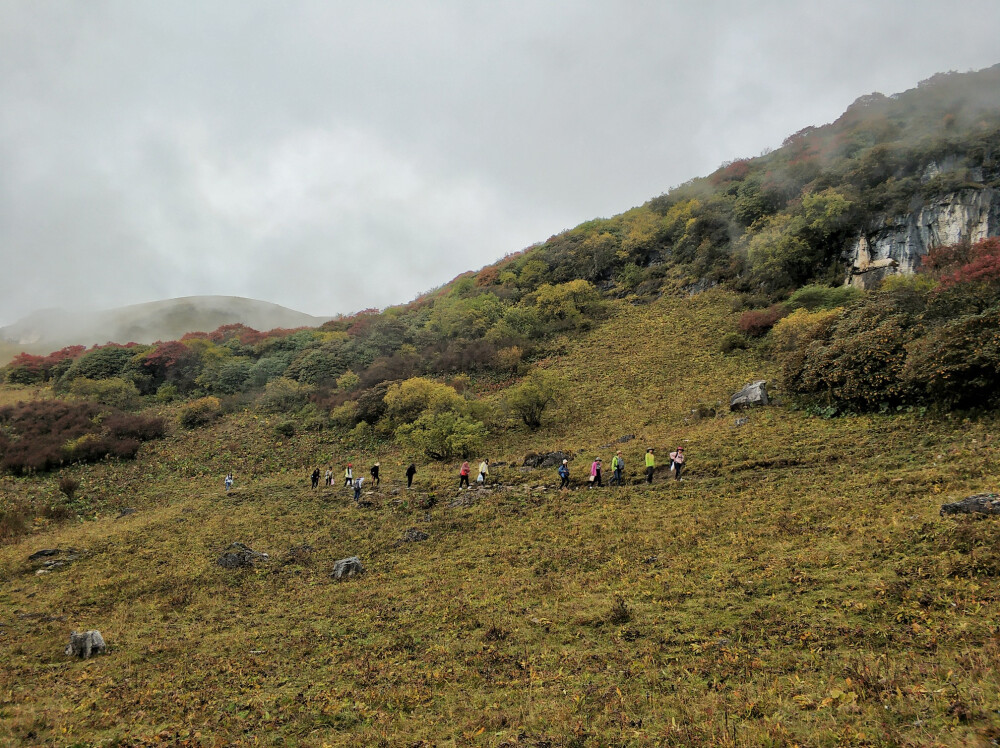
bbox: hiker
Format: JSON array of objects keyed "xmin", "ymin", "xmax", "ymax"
[
  {"xmin": 589, "ymin": 457, "xmax": 603, "ymax": 487},
  {"xmin": 645, "ymin": 448, "xmax": 655, "ymax": 484},
  {"xmin": 669, "ymin": 447, "xmax": 685, "ymax": 481},
  {"xmin": 370, "ymin": 462, "xmax": 380, "ymax": 488},
  {"xmin": 353, "ymin": 476, "xmax": 364, "ymax": 501},
  {"xmin": 324, "ymin": 467, "xmax": 332, "ymax": 486},
  {"xmin": 610, "ymin": 450, "xmax": 624, "ymax": 486},
  {"xmin": 311, "ymin": 468, "xmax": 320, "ymax": 489},
  {"xmin": 478, "ymin": 459, "xmax": 489, "ymax": 485},
  {"xmin": 558, "ymin": 459, "xmax": 570, "ymax": 489},
  {"xmin": 406, "ymin": 463, "xmax": 417, "ymax": 489},
  {"xmin": 344, "ymin": 464, "xmax": 353, "ymax": 487},
  {"xmin": 459, "ymin": 460, "xmax": 471, "ymax": 489},
  {"xmin": 224, "ymin": 473, "xmax": 234, "ymax": 493}
]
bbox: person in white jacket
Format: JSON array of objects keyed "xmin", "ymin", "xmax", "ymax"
[{"xmin": 478, "ymin": 459, "xmax": 490, "ymax": 485}]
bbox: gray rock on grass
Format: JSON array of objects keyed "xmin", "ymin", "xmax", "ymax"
[
  {"xmin": 65, "ymin": 630, "xmax": 106, "ymax": 659},
  {"xmin": 940, "ymin": 493, "xmax": 1000, "ymax": 517},
  {"xmin": 217, "ymin": 542, "xmax": 270, "ymax": 569},
  {"xmin": 332, "ymin": 556, "xmax": 365, "ymax": 580},
  {"xmin": 730, "ymin": 380, "xmax": 769, "ymax": 411}
]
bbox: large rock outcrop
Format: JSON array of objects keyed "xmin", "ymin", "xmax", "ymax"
[{"xmin": 845, "ymin": 187, "xmax": 1000, "ymax": 289}]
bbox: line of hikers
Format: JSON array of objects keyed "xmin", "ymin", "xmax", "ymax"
[
  {"xmin": 300, "ymin": 447, "xmax": 686, "ymax": 499},
  {"xmin": 563, "ymin": 447, "xmax": 686, "ymax": 488}
]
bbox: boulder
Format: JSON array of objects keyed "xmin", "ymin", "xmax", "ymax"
[
  {"xmin": 940, "ymin": 493, "xmax": 1000, "ymax": 517},
  {"xmin": 331, "ymin": 556, "xmax": 365, "ymax": 580},
  {"xmin": 617, "ymin": 434, "xmax": 635, "ymax": 443},
  {"xmin": 523, "ymin": 451, "xmax": 572, "ymax": 469},
  {"xmin": 403, "ymin": 528, "xmax": 429, "ymax": 543},
  {"xmin": 734, "ymin": 417, "xmax": 749, "ymax": 428},
  {"xmin": 217, "ymin": 542, "xmax": 269, "ymax": 569},
  {"xmin": 65, "ymin": 630, "xmax": 106, "ymax": 659},
  {"xmin": 730, "ymin": 381, "xmax": 769, "ymax": 411}
]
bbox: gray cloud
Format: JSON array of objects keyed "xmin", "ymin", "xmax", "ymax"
[{"xmin": 2, "ymin": 0, "xmax": 999, "ymax": 325}]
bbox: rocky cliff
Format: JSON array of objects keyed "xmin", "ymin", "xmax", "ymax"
[{"xmin": 845, "ymin": 186, "xmax": 1000, "ymax": 288}]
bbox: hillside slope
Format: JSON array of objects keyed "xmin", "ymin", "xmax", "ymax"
[
  {"xmin": 2, "ymin": 292, "xmax": 999, "ymax": 746},
  {"xmin": 0, "ymin": 296, "xmax": 330, "ymax": 363}
]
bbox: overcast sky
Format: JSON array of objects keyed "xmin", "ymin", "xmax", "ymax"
[{"xmin": 1, "ymin": 1, "xmax": 999, "ymax": 326}]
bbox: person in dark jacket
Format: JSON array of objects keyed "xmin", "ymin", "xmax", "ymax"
[
  {"xmin": 311, "ymin": 468, "xmax": 320, "ymax": 489},
  {"xmin": 406, "ymin": 463, "xmax": 417, "ymax": 489},
  {"xmin": 370, "ymin": 462, "xmax": 380, "ymax": 488}
]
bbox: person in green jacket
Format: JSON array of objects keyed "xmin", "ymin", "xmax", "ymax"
[
  {"xmin": 645, "ymin": 448, "xmax": 655, "ymax": 484},
  {"xmin": 610, "ymin": 450, "xmax": 625, "ymax": 486}
]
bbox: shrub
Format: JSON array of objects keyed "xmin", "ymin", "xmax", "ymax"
[
  {"xmin": 179, "ymin": 397, "xmax": 222, "ymax": 429},
  {"xmin": 900, "ymin": 307, "xmax": 1000, "ymax": 408},
  {"xmin": 257, "ymin": 378, "xmax": 312, "ymax": 413},
  {"xmin": 62, "ymin": 345, "xmax": 141, "ymax": 382},
  {"xmin": 503, "ymin": 370, "xmax": 561, "ymax": 429},
  {"xmin": 396, "ymin": 411, "xmax": 487, "ymax": 461},
  {"xmin": 0, "ymin": 502, "xmax": 32, "ymax": 541},
  {"xmin": 383, "ymin": 378, "xmax": 463, "ymax": 427},
  {"xmin": 719, "ymin": 332, "xmax": 749, "ymax": 354},
  {"xmin": 103, "ymin": 413, "xmax": 167, "ymax": 441},
  {"xmin": 738, "ymin": 304, "xmax": 788, "ymax": 337},
  {"xmin": 58, "ymin": 476, "xmax": 80, "ymax": 499},
  {"xmin": 786, "ymin": 284, "xmax": 862, "ymax": 311},
  {"xmin": 274, "ymin": 420, "xmax": 296, "ymax": 438},
  {"xmin": 69, "ymin": 377, "xmax": 141, "ymax": 410},
  {"xmin": 330, "ymin": 401, "xmax": 359, "ymax": 428}
]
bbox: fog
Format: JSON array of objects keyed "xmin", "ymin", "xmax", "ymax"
[{"xmin": 2, "ymin": 1, "xmax": 999, "ymax": 328}]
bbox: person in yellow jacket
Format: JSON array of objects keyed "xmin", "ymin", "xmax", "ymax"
[
  {"xmin": 610, "ymin": 451, "xmax": 625, "ymax": 486},
  {"xmin": 644, "ymin": 448, "xmax": 655, "ymax": 484}
]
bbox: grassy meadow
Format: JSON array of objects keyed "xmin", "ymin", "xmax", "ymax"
[{"xmin": 2, "ymin": 291, "xmax": 1000, "ymax": 746}]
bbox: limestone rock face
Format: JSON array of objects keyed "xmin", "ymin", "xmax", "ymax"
[
  {"xmin": 845, "ymin": 187, "xmax": 1000, "ymax": 289},
  {"xmin": 730, "ymin": 381, "xmax": 769, "ymax": 411}
]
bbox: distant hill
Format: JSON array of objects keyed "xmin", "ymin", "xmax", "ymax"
[{"xmin": 0, "ymin": 296, "xmax": 330, "ymax": 362}]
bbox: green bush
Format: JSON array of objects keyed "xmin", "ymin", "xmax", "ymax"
[
  {"xmin": 719, "ymin": 332, "xmax": 749, "ymax": 354},
  {"xmin": 396, "ymin": 411, "xmax": 487, "ymax": 461},
  {"xmin": 786, "ymin": 284, "xmax": 863, "ymax": 311},
  {"xmin": 68, "ymin": 377, "xmax": 141, "ymax": 410},
  {"xmin": 257, "ymin": 378, "xmax": 312, "ymax": 413},
  {"xmin": 179, "ymin": 397, "xmax": 222, "ymax": 429},
  {"xmin": 503, "ymin": 370, "xmax": 561, "ymax": 429},
  {"xmin": 274, "ymin": 420, "xmax": 296, "ymax": 438}
]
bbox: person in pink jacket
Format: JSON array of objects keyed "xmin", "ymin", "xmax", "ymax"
[
  {"xmin": 589, "ymin": 458, "xmax": 603, "ymax": 488},
  {"xmin": 459, "ymin": 461, "xmax": 471, "ymax": 489},
  {"xmin": 669, "ymin": 447, "xmax": 685, "ymax": 481}
]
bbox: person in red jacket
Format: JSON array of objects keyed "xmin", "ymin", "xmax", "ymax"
[{"xmin": 459, "ymin": 460, "xmax": 471, "ymax": 489}]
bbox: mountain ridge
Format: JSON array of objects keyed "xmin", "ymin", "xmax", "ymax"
[{"xmin": 0, "ymin": 295, "xmax": 331, "ymax": 363}]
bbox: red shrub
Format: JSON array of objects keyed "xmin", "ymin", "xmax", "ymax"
[{"xmin": 738, "ymin": 304, "xmax": 789, "ymax": 337}]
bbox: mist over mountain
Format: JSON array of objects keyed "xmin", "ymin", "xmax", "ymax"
[{"xmin": 0, "ymin": 296, "xmax": 330, "ymax": 358}]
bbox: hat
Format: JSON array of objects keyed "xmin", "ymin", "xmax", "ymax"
[
  {"xmin": 562, "ymin": 459, "xmax": 568, "ymax": 464},
  {"xmin": 647, "ymin": 447, "xmax": 654, "ymax": 452},
  {"xmin": 616, "ymin": 450, "xmax": 622, "ymax": 454}
]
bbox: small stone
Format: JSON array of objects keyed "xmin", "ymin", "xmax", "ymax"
[
  {"xmin": 402, "ymin": 528, "xmax": 429, "ymax": 543},
  {"xmin": 217, "ymin": 542, "xmax": 270, "ymax": 569},
  {"xmin": 331, "ymin": 556, "xmax": 364, "ymax": 580}
]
